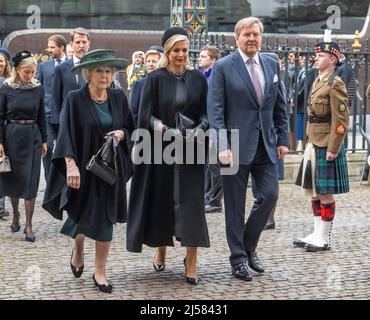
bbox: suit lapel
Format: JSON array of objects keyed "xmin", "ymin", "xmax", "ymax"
[
  {"xmin": 258, "ymin": 54, "xmax": 271, "ymax": 107},
  {"xmin": 47, "ymin": 59, "xmax": 55, "ymax": 72},
  {"xmin": 67, "ymin": 60, "xmax": 77, "ymax": 84},
  {"xmin": 231, "ymin": 52, "xmax": 259, "ymax": 105}
]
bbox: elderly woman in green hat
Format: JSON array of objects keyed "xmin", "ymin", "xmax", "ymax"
[{"xmin": 43, "ymin": 49, "xmax": 134, "ymax": 293}]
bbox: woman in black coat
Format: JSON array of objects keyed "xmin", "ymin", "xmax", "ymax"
[
  {"xmin": 0, "ymin": 51, "xmax": 47, "ymax": 242},
  {"xmin": 42, "ymin": 49, "xmax": 133, "ymax": 293},
  {"xmin": 127, "ymin": 27, "xmax": 210, "ymax": 285}
]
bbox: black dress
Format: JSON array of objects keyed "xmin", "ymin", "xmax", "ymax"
[
  {"xmin": 0, "ymin": 83, "xmax": 47, "ymax": 198},
  {"xmin": 60, "ymin": 101, "xmax": 114, "ymax": 242},
  {"xmin": 127, "ymin": 68, "xmax": 210, "ymax": 252}
]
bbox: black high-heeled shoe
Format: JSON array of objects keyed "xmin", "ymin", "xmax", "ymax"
[
  {"xmin": 23, "ymin": 229, "xmax": 36, "ymax": 242},
  {"xmin": 153, "ymin": 251, "xmax": 166, "ymax": 272},
  {"xmin": 183, "ymin": 258, "xmax": 198, "ymax": 285},
  {"xmin": 92, "ymin": 274, "xmax": 113, "ymax": 294},
  {"xmin": 10, "ymin": 211, "xmax": 21, "ymax": 232},
  {"xmin": 70, "ymin": 249, "xmax": 84, "ymax": 278}
]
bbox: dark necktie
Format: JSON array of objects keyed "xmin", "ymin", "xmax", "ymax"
[
  {"xmin": 55, "ymin": 59, "xmax": 61, "ymax": 65},
  {"xmin": 74, "ymin": 61, "xmax": 85, "ymax": 87},
  {"xmin": 247, "ymin": 58, "xmax": 263, "ymax": 106}
]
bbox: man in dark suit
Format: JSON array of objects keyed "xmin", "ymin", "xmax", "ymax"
[
  {"xmin": 295, "ymin": 53, "xmax": 317, "ymax": 150},
  {"xmin": 208, "ymin": 17, "xmax": 289, "ymax": 281},
  {"xmin": 37, "ymin": 34, "xmax": 67, "ymax": 180},
  {"xmin": 130, "ymin": 46, "xmax": 162, "ymax": 127},
  {"xmin": 52, "ymin": 27, "xmax": 90, "ymax": 125}
]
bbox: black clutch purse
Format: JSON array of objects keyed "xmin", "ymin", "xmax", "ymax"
[
  {"xmin": 86, "ymin": 141, "xmax": 117, "ymax": 186},
  {"xmin": 175, "ymin": 112, "xmax": 196, "ymax": 136}
]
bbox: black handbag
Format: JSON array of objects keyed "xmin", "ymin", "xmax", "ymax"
[
  {"xmin": 86, "ymin": 141, "xmax": 117, "ymax": 186},
  {"xmin": 175, "ymin": 112, "xmax": 196, "ymax": 136}
]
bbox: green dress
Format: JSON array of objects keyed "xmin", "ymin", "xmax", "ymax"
[{"xmin": 60, "ymin": 100, "xmax": 114, "ymax": 242}]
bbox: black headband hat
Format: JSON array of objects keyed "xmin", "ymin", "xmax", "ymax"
[
  {"xmin": 0, "ymin": 48, "xmax": 11, "ymax": 60},
  {"xmin": 148, "ymin": 45, "xmax": 164, "ymax": 53},
  {"xmin": 161, "ymin": 27, "xmax": 189, "ymax": 47},
  {"xmin": 12, "ymin": 50, "xmax": 33, "ymax": 68},
  {"xmin": 314, "ymin": 41, "xmax": 341, "ymax": 65}
]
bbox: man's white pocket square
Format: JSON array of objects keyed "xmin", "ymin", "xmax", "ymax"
[{"xmin": 273, "ymin": 74, "xmax": 278, "ymax": 83}]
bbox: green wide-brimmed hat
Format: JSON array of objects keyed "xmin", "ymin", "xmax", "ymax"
[{"xmin": 71, "ymin": 49, "xmax": 128, "ymax": 74}]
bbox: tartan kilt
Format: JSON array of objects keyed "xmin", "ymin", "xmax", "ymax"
[{"xmin": 315, "ymin": 145, "xmax": 349, "ymax": 195}]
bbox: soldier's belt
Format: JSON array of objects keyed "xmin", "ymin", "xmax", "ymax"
[{"xmin": 308, "ymin": 114, "xmax": 331, "ymax": 123}]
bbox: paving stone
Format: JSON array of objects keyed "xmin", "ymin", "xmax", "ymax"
[{"xmin": 1, "ymin": 181, "xmax": 370, "ymax": 299}]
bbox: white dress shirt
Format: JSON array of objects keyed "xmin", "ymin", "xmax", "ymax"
[
  {"xmin": 54, "ymin": 54, "xmax": 67, "ymax": 66},
  {"xmin": 73, "ymin": 55, "xmax": 81, "ymax": 84}
]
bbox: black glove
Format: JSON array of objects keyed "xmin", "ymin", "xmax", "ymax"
[{"xmin": 185, "ymin": 115, "xmax": 208, "ymax": 144}]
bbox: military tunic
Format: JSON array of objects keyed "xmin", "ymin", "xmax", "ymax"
[
  {"xmin": 306, "ymin": 71, "xmax": 350, "ymax": 194},
  {"xmin": 307, "ymin": 72, "xmax": 349, "ymax": 153}
]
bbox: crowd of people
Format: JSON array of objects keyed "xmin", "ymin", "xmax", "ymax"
[{"xmin": 0, "ymin": 17, "xmax": 351, "ymax": 293}]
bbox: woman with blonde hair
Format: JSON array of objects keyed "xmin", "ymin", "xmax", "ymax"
[
  {"xmin": 0, "ymin": 51, "xmax": 47, "ymax": 242},
  {"xmin": 0, "ymin": 48, "xmax": 12, "ymax": 82},
  {"xmin": 127, "ymin": 27, "xmax": 209, "ymax": 285}
]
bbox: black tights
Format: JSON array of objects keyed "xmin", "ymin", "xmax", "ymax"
[{"xmin": 10, "ymin": 197, "xmax": 36, "ymax": 232}]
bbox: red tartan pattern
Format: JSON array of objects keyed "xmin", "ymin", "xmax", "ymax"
[
  {"xmin": 311, "ymin": 200, "xmax": 321, "ymax": 217},
  {"xmin": 321, "ymin": 202, "xmax": 336, "ymax": 221}
]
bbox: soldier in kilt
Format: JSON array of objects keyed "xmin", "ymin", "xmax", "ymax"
[{"xmin": 293, "ymin": 40, "xmax": 349, "ymax": 252}]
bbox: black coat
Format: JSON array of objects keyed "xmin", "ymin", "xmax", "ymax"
[
  {"xmin": 296, "ymin": 64, "xmax": 317, "ymax": 114},
  {"xmin": 52, "ymin": 59, "xmax": 84, "ymax": 124},
  {"xmin": 127, "ymin": 68, "xmax": 210, "ymax": 252},
  {"xmin": 42, "ymin": 85, "xmax": 134, "ymax": 227},
  {"xmin": 0, "ymin": 83, "xmax": 47, "ymax": 198}
]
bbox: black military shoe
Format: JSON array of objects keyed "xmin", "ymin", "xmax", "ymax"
[
  {"xmin": 304, "ymin": 243, "xmax": 330, "ymax": 252},
  {"xmin": 231, "ymin": 262, "xmax": 252, "ymax": 281},
  {"xmin": 292, "ymin": 239, "xmax": 307, "ymax": 248},
  {"xmin": 247, "ymin": 252, "xmax": 265, "ymax": 273}
]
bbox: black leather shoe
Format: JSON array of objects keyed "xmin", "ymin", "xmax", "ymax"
[
  {"xmin": 183, "ymin": 258, "xmax": 198, "ymax": 285},
  {"xmin": 92, "ymin": 274, "xmax": 113, "ymax": 293},
  {"xmin": 24, "ymin": 230, "xmax": 36, "ymax": 243},
  {"xmin": 205, "ymin": 204, "xmax": 222, "ymax": 213},
  {"xmin": 231, "ymin": 262, "xmax": 252, "ymax": 281},
  {"xmin": 293, "ymin": 239, "xmax": 307, "ymax": 248},
  {"xmin": 70, "ymin": 250, "xmax": 84, "ymax": 278},
  {"xmin": 263, "ymin": 222, "xmax": 275, "ymax": 230},
  {"xmin": 247, "ymin": 252, "xmax": 264, "ymax": 273},
  {"xmin": 153, "ymin": 250, "xmax": 166, "ymax": 272},
  {"xmin": 153, "ymin": 262, "xmax": 166, "ymax": 272},
  {"xmin": 10, "ymin": 224, "xmax": 21, "ymax": 233},
  {"xmin": 304, "ymin": 243, "xmax": 330, "ymax": 252}
]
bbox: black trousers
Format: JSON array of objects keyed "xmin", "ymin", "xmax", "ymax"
[
  {"xmin": 222, "ymin": 135, "xmax": 278, "ymax": 266},
  {"xmin": 204, "ymin": 163, "xmax": 223, "ymax": 207}
]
